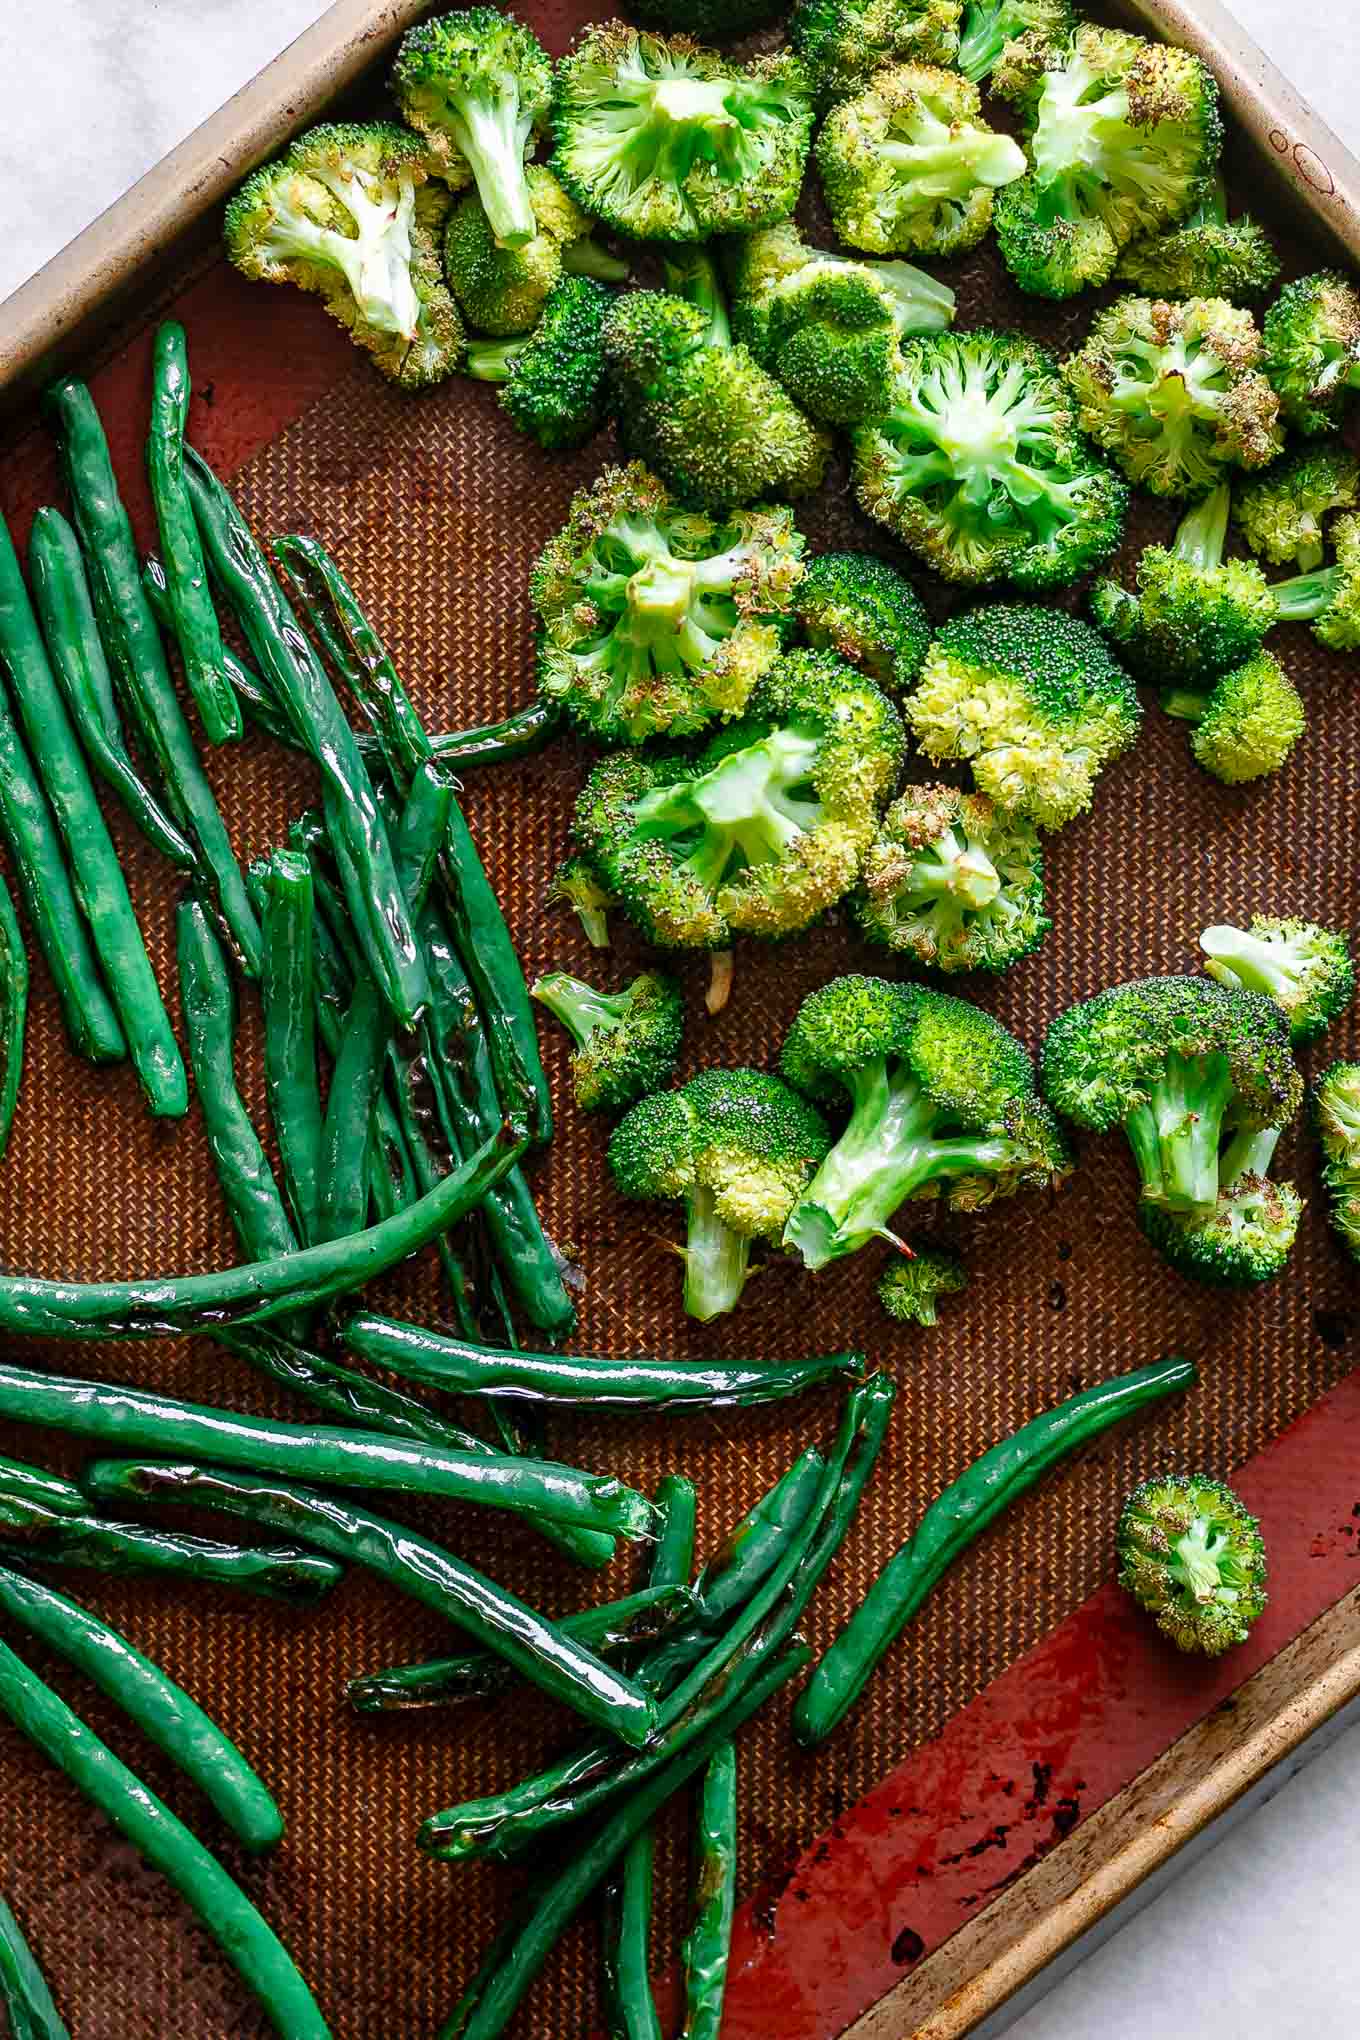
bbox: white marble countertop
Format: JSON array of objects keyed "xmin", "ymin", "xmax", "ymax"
[{"xmin": 2, "ymin": 5, "xmax": 1360, "ymax": 2036}]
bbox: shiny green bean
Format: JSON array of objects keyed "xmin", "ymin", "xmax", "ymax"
[
  {"xmin": 259, "ymin": 850, "xmax": 323, "ymax": 1244},
  {"xmin": 0, "ymin": 1891, "xmax": 68, "ymax": 2040},
  {"xmin": 680, "ymin": 1740, "xmax": 738, "ymax": 2040},
  {"xmin": 9, "ymin": 1512, "xmax": 340, "ymax": 1605},
  {"xmin": 602, "ymin": 1824, "xmax": 662, "ymax": 2040},
  {"xmin": 651, "ymin": 1474, "xmax": 697, "ymax": 1590},
  {"xmin": 439, "ymin": 801, "xmax": 551, "ymax": 1143},
  {"xmin": 430, "ymin": 700, "xmax": 559, "ymax": 772},
  {"xmin": 0, "ymin": 1457, "xmax": 85, "ymax": 1519},
  {"xmin": 0, "ymin": 868, "xmax": 27, "ymax": 1159}
]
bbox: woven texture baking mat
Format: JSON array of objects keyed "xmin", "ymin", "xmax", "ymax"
[{"xmin": 2, "ymin": 5, "xmax": 1359, "ymax": 2032}]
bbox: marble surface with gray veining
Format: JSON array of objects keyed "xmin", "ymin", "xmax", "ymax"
[{"xmin": 2, "ymin": 4, "xmax": 1360, "ymax": 2036}]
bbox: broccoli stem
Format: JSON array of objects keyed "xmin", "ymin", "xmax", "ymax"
[
  {"xmin": 561, "ymin": 234, "xmax": 630, "ymax": 284},
  {"xmin": 1123, "ymin": 1052, "xmax": 1234, "ymax": 1213},
  {"xmin": 1160, "ymin": 686, "xmax": 1209, "ymax": 722},
  {"xmin": 681, "ymin": 1187, "xmax": 752, "ymax": 1321},
  {"xmin": 1169, "ymin": 1514, "xmax": 1238, "ymax": 1605},
  {"xmin": 531, "ymin": 973, "xmax": 628, "ymax": 1052},
  {"xmin": 873, "ymin": 261, "xmax": 957, "ymax": 336},
  {"xmin": 910, "ymin": 836, "xmax": 1001, "ymax": 912},
  {"xmin": 956, "ymin": 3, "xmax": 1015, "ymax": 87},
  {"xmin": 660, "ymin": 249, "xmax": 731, "ymax": 349},
  {"xmin": 1174, "ymin": 482, "xmax": 1231, "ymax": 572},
  {"xmin": 465, "ymin": 338, "xmax": 524, "ymax": 384},
  {"xmin": 455, "ymin": 100, "xmax": 536, "ymax": 248},
  {"xmin": 1270, "ymin": 564, "xmax": 1338, "ymax": 623},
  {"xmin": 1200, "ymin": 925, "xmax": 1299, "ymax": 1007},
  {"xmin": 1219, "ymin": 1121, "xmax": 1281, "ymax": 1186}
]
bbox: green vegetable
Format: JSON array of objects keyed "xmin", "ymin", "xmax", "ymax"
[
  {"xmin": 1090, "ymin": 484, "xmax": 1277, "ymax": 689},
  {"xmin": 145, "ymin": 323, "xmax": 239, "ymax": 742},
  {"xmin": 877, "ymin": 1242, "xmax": 968, "ymax": 1325},
  {"xmin": 651, "ymin": 1474, "xmax": 698, "ymax": 1590},
  {"xmin": 760, "ymin": 250, "xmax": 955, "ymax": 428},
  {"xmin": 531, "ymin": 969, "xmax": 683, "ymax": 1113},
  {"xmin": 1200, "ymin": 917, "xmax": 1355, "ymax": 1046},
  {"xmin": 1114, "ymin": 175, "xmax": 1280, "ymax": 302},
  {"xmin": 0, "ymin": 1890, "xmax": 68, "ymax": 2040},
  {"xmin": 790, "ymin": 0, "xmax": 961, "ymax": 101},
  {"xmin": 1267, "ymin": 513, "xmax": 1360, "ymax": 653},
  {"xmin": 1313, "ymin": 1061, "xmax": 1360, "ymax": 1260},
  {"xmin": 443, "ymin": 167, "xmax": 612, "ymax": 336},
  {"xmin": 0, "ymin": 1457, "xmax": 85, "ymax": 1519},
  {"xmin": 549, "ymin": 855, "xmax": 613, "ymax": 950},
  {"xmin": 1117, "ymin": 1474, "xmax": 1267, "ymax": 1653},
  {"xmin": 0, "ymin": 1636, "xmax": 329, "ymax": 2037},
  {"xmin": 1137, "ymin": 1124, "xmax": 1301, "ymax": 1285},
  {"xmin": 391, "ymin": 10, "xmax": 552, "ymax": 247},
  {"xmin": 794, "ymin": 1356, "xmax": 1198, "ymax": 1743},
  {"xmin": 1165, "ymin": 651, "xmax": 1306, "ymax": 787},
  {"xmin": 431, "ymin": 700, "xmax": 559, "ymax": 772},
  {"xmin": 259, "ymin": 850, "xmax": 324, "ymax": 1243},
  {"xmin": 0, "ymin": 869, "xmax": 27, "ymax": 1161},
  {"xmin": 791, "ymin": 551, "xmax": 929, "ymax": 694},
  {"xmin": 602, "ymin": 1824, "xmax": 663, "ymax": 2040},
  {"xmin": 855, "ymin": 785, "xmax": 1049, "ymax": 975},
  {"xmin": 955, "ymin": 0, "xmax": 1073, "ymax": 86},
  {"xmin": 1262, "ymin": 270, "xmax": 1360, "ymax": 436},
  {"xmin": 1233, "ymin": 443, "xmax": 1360, "ymax": 572},
  {"xmin": 7, "ymin": 1512, "xmax": 341, "ymax": 1604},
  {"xmin": 85, "ymin": 1460, "xmax": 656, "ymax": 1749},
  {"xmin": 465, "ymin": 276, "xmax": 614, "ymax": 452},
  {"xmin": 678, "ymin": 1739, "xmax": 737, "ymax": 2040}
]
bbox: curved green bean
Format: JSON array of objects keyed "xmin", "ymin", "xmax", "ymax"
[
  {"xmin": 0, "ymin": 1891, "xmax": 68, "ymax": 2040},
  {"xmin": 651, "ymin": 1474, "xmax": 697, "ymax": 1590},
  {"xmin": 0, "ymin": 867, "xmax": 27, "ymax": 1159},
  {"xmin": 10, "ymin": 1513, "xmax": 340, "ymax": 1605},
  {"xmin": 431, "ymin": 700, "xmax": 559, "ymax": 772},
  {"xmin": 0, "ymin": 1637, "xmax": 329, "ymax": 2037},
  {"xmin": 680, "ymin": 1739, "xmax": 737, "ymax": 2040},
  {"xmin": 31, "ymin": 513, "xmax": 194, "ymax": 867},
  {"xmin": 143, "ymin": 559, "xmax": 296, "ymax": 753},
  {"xmin": 259, "ymin": 850, "xmax": 323, "ymax": 1244},
  {"xmin": 0, "ymin": 1118, "xmax": 526, "ymax": 1340},
  {"xmin": 85, "ymin": 1461, "xmax": 657, "ymax": 1748},
  {"xmin": 794, "ymin": 1356, "xmax": 1199, "ymax": 1747},
  {"xmin": 0, "ymin": 1564, "xmax": 280, "ymax": 1850},
  {"xmin": 602, "ymin": 1824, "xmax": 662, "ymax": 2040},
  {"xmin": 145, "ymin": 324, "xmax": 239, "ymax": 744},
  {"xmin": 0, "ymin": 1456, "xmax": 85, "ymax": 1519}
]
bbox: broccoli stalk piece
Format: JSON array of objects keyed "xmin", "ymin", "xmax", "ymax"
[
  {"xmin": 956, "ymin": 0, "xmax": 1075, "ymax": 87},
  {"xmin": 877, "ymin": 1241, "xmax": 968, "ymax": 1324},
  {"xmin": 390, "ymin": 8, "xmax": 552, "ymax": 248},
  {"xmin": 1041, "ymin": 974, "xmax": 1302, "ymax": 1219},
  {"xmin": 790, "ymin": 0, "xmax": 962, "ymax": 101},
  {"xmin": 853, "ymin": 331, "xmax": 1129, "ymax": 592},
  {"xmin": 548, "ymin": 856, "xmax": 614, "ymax": 948},
  {"xmin": 465, "ymin": 276, "xmax": 612, "ymax": 450},
  {"xmin": 1117, "ymin": 1475, "xmax": 1267, "ymax": 1655},
  {"xmin": 1234, "ymin": 443, "xmax": 1360, "ymax": 573},
  {"xmin": 1314, "ymin": 1062, "xmax": 1360, "ymax": 1262},
  {"xmin": 1064, "ymin": 296, "xmax": 1283, "ymax": 500},
  {"xmin": 816, "ymin": 64, "xmax": 1026, "ymax": 258},
  {"xmin": 793, "ymin": 552, "xmax": 930, "ymax": 695},
  {"xmin": 609, "ymin": 1070, "xmax": 831, "ymax": 1319},
  {"xmin": 856, "ymin": 785, "xmax": 1050, "ymax": 974},
  {"xmin": 1115, "ymin": 175, "xmax": 1280, "ymax": 303},
  {"xmin": 530, "ymin": 462, "xmax": 805, "ymax": 745},
  {"xmin": 1263, "ymin": 271, "xmax": 1360, "ymax": 436},
  {"xmin": 1265, "ymin": 513, "xmax": 1360, "ymax": 653},
  {"xmin": 780, "ymin": 974, "xmax": 1069, "ymax": 1270},
  {"xmin": 1200, "ymin": 917, "xmax": 1355, "ymax": 1046},
  {"xmin": 907, "ymin": 607, "xmax": 1141, "ymax": 832},
  {"xmin": 1163, "ymin": 652, "xmax": 1305, "ymax": 787},
  {"xmin": 1091, "ymin": 484, "xmax": 1277, "ymax": 688},
  {"xmin": 532, "ymin": 969, "xmax": 684, "ymax": 1113},
  {"xmin": 1138, "ymin": 1122, "xmax": 1302, "ymax": 1285},
  {"xmin": 223, "ymin": 122, "xmax": 463, "ymax": 388},
  {"xmin": 552, "ymin": 25, "xmax": 814, "ymax": 243},
  {"xmin": 443, "ymin": 167, "xmax": 625, "ymax": 336}
]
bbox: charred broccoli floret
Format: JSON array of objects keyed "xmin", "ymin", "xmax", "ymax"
[
  {"xmin": 877, "ymin": 1241, "xmax": 968, "ymax": 1323},
  {"xmin": 549, "ymin": 855, "xmax": 613, "ymax": 948},
  {"xmin": 855, "ymin": 785, "xmax": 1049, "ymax": 975},
  {"xmin": 816, "ymin": 65, "xmax": 1026, "ymax": 258},
  {"xmin": 1091, "ymin": 485, "xmax": 1276, "ymax": 688},
  {"xmin": 993, "ymin": 26, "xmax": 1222, "ymax": 301},
  {"xmin": 1041, "ymin": 974, "xmax": 1302, "ymax": 1218},
  {"xmin": 1314, "ymin": 1062, "xmax": 1360, "ymax": 1262},
  {"xmin": 1064, "ymin": 296, "xmax": 1283, "ymax": 499},
  {"xmin": 956, "ymin": 0, "xmax": 1075, "ymax": 87},
  {"xmin": 1262, "ymin": 271, "xmax": 1360, "ymax": 436},
  {"xmin": 604, "ymin": 284, "xmax": 830, "ymax": 511},
  {"xmin": 223, "ymin": 122, "xmax": 463, "ymax": 388},
  {"xmin": 790, "ymin": 0, "xmax": 961, "ymax": 101},
  {"xmin": 532, "ymin": 969, "xmax": 684, "ymax": 1112},
  {"xmin": 1200, "ymin": 917, "xmax": 1355, "ymax": 1046},
  {"xmin": 1234, "ymin": 444, "xmax": 1360, "ymax": 573},
  {"xmin": 1118, "ymin": 1475, "xmax": 1267, "ymax": 1655},
  {"xmin": 1114, "ymin": 176, "xmax": 1280, "ymax": 304},
  {"xmin": 853, "ymin": 332, "xmax": 1128, "ymax": 592},
  {"xmin": 793, "ymin": 553, "xmax": 930, "ymax": 695},
  {"xmin": 609, "ymin": 1068, "xmax": 831, "ymax": 1318},
  {"xmin": 465, "ymin": 275, "xmax": 611, "ymax": 449},
  {"xmin": 780, "ymin": 974, "xmax": 1069, "ymax": 1269},
  {"xmin": 1138, "ymin": 1124, "xmax": 1302, "ymax": 1285},
  {"xmin": 574, "ymin": 648, "xmax": 904, "ymax": 969},
  {"xmin": 442, "ymin": 167, "xmax": 624, "ymax": 336},
  {"xmin": 1163, "ymin": 651, "xmax": 1305, "ymax": 787},
  {"xmin": 907, "ymin": 607, "xmax": 1141, "ymax": 831},
  {"xmin": 552, "ymin": 24, "xmax": 814, "ymax": 242}
]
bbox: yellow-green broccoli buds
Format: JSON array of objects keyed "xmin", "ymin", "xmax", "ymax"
[
  {"xmin": 793, "ymin": 553, "xmax": 931, "ymax": 695},
  {"xmin": 465, "ymin": 276, "xmax": 613, "ymax": 450},
  {"xmin": 877, "ymin": 1241, "xmax": 968, "ymax": 1324},
  {"xmin": 1115, "ymin": 176, "xmax": 1279, "ymax": 303},
  {"xmin": 956, "ymin": 0, "xmax": 1075, "ymax": 87},
  {"xmin": 1118, "ymin": 1475, "xmax": 1267, "ymax": 1655},
  {"xmin": 791, "ymin": 0, "xmax": 962, "ymax": 101},
  {"xmin": 1138, "ymin": 1125, "xmax": 1302, "ymax": 1285},
  {"xmin": 548, "ymin": 856, "xmax": 613, "ymax": 949},
  {"xmin": 1091, "ymin": 485, "xmax": 1276, "ymax": 689},
  {"xmin": 1313, "ymin": 1061, "xmax": 1360, "ymax": 1263},
  {"xmin": 443, "ymin": 167, "xmax": 622, "ymax": 337},
  {"xmin": 1234, "ymin": 444, "xmax": 1360, "ymax": 573},
  {"xmin": 856, "ymin": 785, "xmax": 1050, "ymax": 974},
  {"xmin": 1165, "ymin": 652, "xmax": 1305, "ymax": 787},
  {"xmin": 1262, "ymin": 270, "xmax": 1360, "ymax": 436}
]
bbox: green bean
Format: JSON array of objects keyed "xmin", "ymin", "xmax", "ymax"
[
  {"xmin": 439, "ymin": 801, "xmax": 551, "ymax": 1143},
  {"xmin": 794, "ymin": 1355, "xmax": 1198, "ymax": 1747},
  {"xmin": 431, "ymin": 700, "xmax": 559, "ymax": 772},
  {"xmin": 0, "ymin": 1891, "xmax": 68, "ymax": 2040},
  {"xmin": 0, "ymin": 1563, "xmax": 280, "ymax": 1850},
  {"xmin": 0, "ymin": 868, "xmax": 27, "ymax": 1159},
  {"xmin": 680, "ymin": 1739, "xmax": 737, "ymax": 2040},
  {"xmin": 142, "ymin": 559, "xmax": 292, "ymax": 752},
  {"xmin": 182, "ymin": 448, "xmax": 428, "ymax": 1026},
  {"xmin": 86, "ymin": 1461, "xmax": 657, "ymax": 1748},
  {"xmin": 0, "ymin": 1359, "xmax": 653, "ymax": 1538},
  {"xmin": 31, "ymin": 514, "xmax": 194, "ymax": 867},
  {"xmin": 441, "ymin": 1647, "xmax": 809, "ymax": 2040},
  {"xmin": 0, "ymin": 1118, "xmax": 526, "ymax": 1340},
  {"xmin": 343, "ymin": 1317, "xmax": 864, "ymax": 1409},
  {"xmin": 651, "ymin": 1474, "xmax": 697, "ymax": 1589},
  {"xmin": 602, "ymin": 1823, "xmax": 662, "ymax": 2040},
  {"xmin": 145, "ymin": 324, "xmax": 240, "ymax": 744},
  {"xmin": 694, "ymin": 1447, "xmax": 824, "ymax": 1628},
  {"xmin": 0, "ymin": 1457, "xmax": 85, "ymax": 1519},
  {"xmin": 0, "ymin": 1637, "xmax": 329, "ymax": 2037},
  {"xmin": 346, "ymin": 1585, "xmax": 698, "ymax": 1714},
  {"xmin": 9, "ymin": 1512, "xmax": 341, "ymax": 1604},
  {"xmin": 43, "ymin": 379, "xmax": 261, "ymax": 975},
  {"xmin": 259, "ymin": 850, "xmax": 323, "ymax": 1243}
]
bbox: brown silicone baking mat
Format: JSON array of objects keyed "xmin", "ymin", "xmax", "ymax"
[{"xmin": 1, "ymin": 3, "xmax": 1359, "ymax": 2033}]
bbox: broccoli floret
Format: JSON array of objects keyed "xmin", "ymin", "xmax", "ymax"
[
  {"xmin": 1138, "ymin": 1124, "xmax": 1302, "ymax": 1285},
  {"xmin": 609, "ymin": 1069, "xmax": 831, "ymax": 1318},
  {"xmin": 604, "ymin": 286, "xmax": 830, "ymax": 511},
  {"xmin": 1164, "ymin": 651, "xmax": 1305, "ymax": 787},
  {"xmin": 532, "ymin": 969, "xmax": 684, "ymax": 1112},
  {"xmin": 548, "ymin": 855, "xmax": 614, "ymax": 948},
  {"xmin": 853, "ymin": 332, "xmax": 1128, "ymax": 592},
  {"xmin": 1262, "ymin": 271, "xmax": 1360, "ymax": 436},
  {"xmin": 1091, "ymin": 485, "xmax": 1276, "ymax": 689},
  {"xmin": 993, "ymin": 26, "xmax": 1223, "ymax": 302},
  {"xmin": 877, "ymin": 1241, "xmax": 968, "ymax": 1324},
  {"xmin": 551, "ymin": 25, "xmax": 814, "ymax": 243},
  {"xmin": 465, "ymin": 276, "xmax": 611, "ymax": 449},
  {"xmin": 791, "ymin": 0, "xmax": 961, "ymax": 100},
  {"xmin": 1200, "ymin": 917, "xmax": 1355, "ymax": 1046},
  {"xmin": 627, "ymin": 0, "xmax": 784, "ymax": 36},
  {"xmin": 761, "ymin": 254, "xmax": 956, "ymax": 426},
  {"xmin": 574, "ymin": 648, "xmax": 904, "ymax": 968},
  {"xmin": 856, "ymin": 785, "xmax": 1050, "ymax": 975},
  {"xmin": 1117, "ymin": 1475, "xmax": 1267, "ymax": 1656},
  {"xmin": 1064, "ymin": 296, "xmax": 1283, "ymax": 499},
  {"xmin": 223, "ymin": 122, "xmax": 464, "ymax": 388},
  {"xmin": 1114, "ymin": 175, "xmax": 1280, "ymax": 304},
  {"xmin": 1041, "ymin": 974, "xmax": 1302, "ymax": 1218},
  {"xmin": 907, "ymin": 607, "xmax": 1141, "ymax": 832},
  {"xmin": 956, "ymin": 0, "xmax": 1075, "ymax": 87},
  {"xmin": 1270, "ymin": 513, "xmax": 1360, "ymax": 653},
  {"xmin": 1314, "ymin": 1062, "xmax": 1360, "ymax": 1262},
  {"xmin": 780, "ymin": 974, "xmax": 1069, "ymax": 1269},
  {"xmin": 390, "ymin": 8, "xmax": 551, "ymax": 248},
  {"xmin": 793, "ymin": 553, "xmax": 930, "ymax": 695},
  {"xmin": 816, "ymin": 65, "xmax": 1026, "ymax": 258},
  {"xmin": 442, "ymin": 166, "xmax": 623, "ymax": 335},
  {"xmin": 724, "ymin": 221, "xmax": 955, "ymax": 381},
  {"xmin": 529, "ymin": 463, "xmax": 805, "ymax": 746},
  {"xmin": 1234, "ymin": 444, "xmax": 1360, "ymax": 573}
]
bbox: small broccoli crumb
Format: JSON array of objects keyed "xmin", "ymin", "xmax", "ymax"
[
  {"xmin": 548, "ymin": 856, "xmax": 614, "ymax": 949},
  {"xmin": 532, "ymin": 970, "xmax": 684, "ymax": 1113},
  {"xmin": 1118, "ymin": 1475, "xmax": 1267, "ymax": 1655},
  {"xmin": 1263, "ymin": 271, "xmax": 1360, "ymax": 436},
  {"xmin": 877, "ymin": 1242, "xmax": 968, "ymax": 1324}
]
